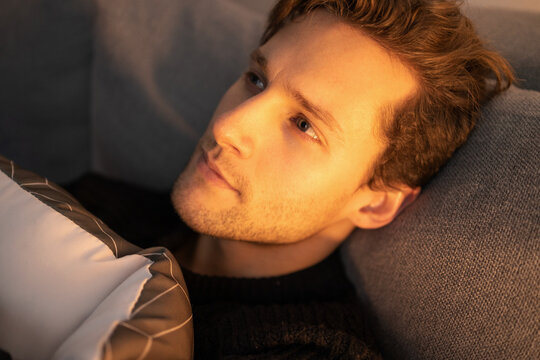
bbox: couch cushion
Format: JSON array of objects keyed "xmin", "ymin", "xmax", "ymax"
[
  {"xmin": 0, "ymin": 0, "xmax": 94, "ymax": 183},
  {"xmin": 465, "ymin": 6, "xmax": 540, "ymax": 91},
  {"xmin": 88, "ymin": 1, "xmax": 540, "ymax": 189},
  {"xmin": 342, "ymin": 85, "xmax": 540, "ymax": 359},
  {"xmin": 90, "ymin": 0, "xmax": 275, "ymax": 190}
]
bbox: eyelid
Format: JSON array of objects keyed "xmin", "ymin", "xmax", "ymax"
[
  {"xmin": 293, "ymin": 114, "xmax": 323, "ymax": 144},
  {"xmin": 246, "ymin": 59, "xmax": 267, "ymax": 86},
  {"xmin": 244, "ymin": 70, "xmax": 267, "ymax": 92}
]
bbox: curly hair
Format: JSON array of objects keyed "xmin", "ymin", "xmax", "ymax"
[{"xmin": 261, "ymin": 0, "xmax": 514, "ymax": 189}]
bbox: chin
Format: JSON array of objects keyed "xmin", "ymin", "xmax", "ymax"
[
  {"xmin": 174, "ymin": 202, "xmax": 316, "ymax": 245},
  {"xmin": 171, "ymin": 174, "xmax": 326, "ymax": 244}
]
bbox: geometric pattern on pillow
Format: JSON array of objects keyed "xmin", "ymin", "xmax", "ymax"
[
  {"xmin": 99, "ymin": 248, "xmax": 193, "ymax": 360},
  {"xmin": 0, "ymin": 155, "xmax": 193, "ymax": 359},
  {"xmin": 0, "ymin": 154, "xmax": 139, "ymax": 258}
]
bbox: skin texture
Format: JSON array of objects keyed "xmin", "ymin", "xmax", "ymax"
[{"xmin": 171, "ymin": 10, "xmax": 419, "ymax": 277}]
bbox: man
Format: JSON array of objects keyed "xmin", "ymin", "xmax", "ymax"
[{"xmin": 169, "ymin": 0, "xmax": 513, "ymax": 358}]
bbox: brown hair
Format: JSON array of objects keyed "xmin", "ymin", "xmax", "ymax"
[{"xmin": 261, "ymin": 0, "xmax": 514, "ymax": 189}]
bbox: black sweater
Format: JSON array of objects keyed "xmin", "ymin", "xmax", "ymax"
[{"xmin": 182, "ymin": 249, "xmax": 381, "ymax": 359}]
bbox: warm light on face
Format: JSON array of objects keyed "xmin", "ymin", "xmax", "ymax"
[{"xmin": 172, "ymin": 10, "xmax": 417, "ymax": 243}]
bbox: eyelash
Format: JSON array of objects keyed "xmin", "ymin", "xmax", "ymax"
[
  {"xmin": 291, "ymin": 115, "xmax": 319, "ymax": 142},
  {"xmin": 245, "ymin": 71, "xmax": 265, "ymax": 92},
  {"xmin": 244, "ymin": 71, "xmax": 320, "ymax": 143}
]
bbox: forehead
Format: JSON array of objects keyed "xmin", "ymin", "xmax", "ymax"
[{"xmin": 260, "ymin": 10, "xmax": 417, "ymax": 141}]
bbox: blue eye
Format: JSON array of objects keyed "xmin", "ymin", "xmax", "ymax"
[
  {"xmin": 246, "ymin": 71, "xmax": 265, "ymax": 91},
  {"xmin": 294, "ymin": 117, "xmax": 319, "ymax": 141}
]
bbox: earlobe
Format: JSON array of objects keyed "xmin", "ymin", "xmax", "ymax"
[{"xmin": 349, "ymin": 186, "xmax": 420, "ymax": 229}]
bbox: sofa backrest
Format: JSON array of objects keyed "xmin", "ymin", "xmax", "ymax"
[
  {"xmin": 89, "ymin": 0, "xmax": 273, "ymax": 190},
  {"xmin": 0, "ymin": 0, "xmax": 95, "ymax": 183},
  {"xmin": 87, "ymin": 1, "xmax": 540, "ymax": 189},
  {"xmin": 342, "ymin": 85, "xmax": 540, "ymax": 359},
  {"xmin": 465, "ymin": 5, "xmax": 540, "ymax": 91},
  {"xmin": 1, "ymin": 0, "xmax": 538, "ymax": 187}
]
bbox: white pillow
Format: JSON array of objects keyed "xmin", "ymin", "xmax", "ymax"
[{"xmin": 0, "ymin": 155, "xmax": 193, "ymax": 360}]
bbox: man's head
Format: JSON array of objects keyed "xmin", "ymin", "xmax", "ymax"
[
  {"xmin": 172, "ymin": 0, "xmax": 513, "ymax": 244},
  {"xmin": 262, "ymin": 0, "xmax": 514, "ymax": 189}
]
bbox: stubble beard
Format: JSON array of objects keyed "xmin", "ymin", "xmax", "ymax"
[
  {"xmin": 171, "ymin": 140, "xmax": 349, "ymax": 244},
  {"xmin": 172, "ymin": 176, "xmax": 297, "ymax": 244},
  {"xmin": 172, "ymin": 169, "xmax": 348, "ymax": 245}
]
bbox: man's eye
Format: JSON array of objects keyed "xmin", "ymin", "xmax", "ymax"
[
  {"xmin": 293, "ymin": 116, "xmax": 319, "ymax": 141},
  {"xmin": 245, "ymin": 71, "xmax": 265, "ymax": 91}
]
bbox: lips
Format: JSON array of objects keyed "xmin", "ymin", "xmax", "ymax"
[{"xmin": 198, "ymin": 151, "xmax": 237, "ymax": 192}]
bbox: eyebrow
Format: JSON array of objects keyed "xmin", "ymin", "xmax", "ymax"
[
  {"xmin": 249, "ymin": 48, "xmax": 344, "ymax": 139},
  {"xmin": 250, "ymin": 48, "xmax": 268, "ymax": 74},
  {"xmin": 285, "ymin": 84, "xmax": 344, "ymax": 139}
]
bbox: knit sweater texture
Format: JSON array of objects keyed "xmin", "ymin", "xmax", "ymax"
[{"xmin": 182, "ymin": 249, "xmax": 381, "ymax": 359}]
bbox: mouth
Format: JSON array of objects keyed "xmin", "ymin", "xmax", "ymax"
[{"xmin": 196, "ymin": 151, "xmax": 238, "ymax": 192}]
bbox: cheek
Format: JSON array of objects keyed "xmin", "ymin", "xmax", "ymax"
[{"xmin": 254, "ymin": 142, "xmax": 343, "ymax": 201}]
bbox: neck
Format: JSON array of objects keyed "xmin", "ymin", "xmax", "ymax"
[{"xmin": 176, "ymin": 220, "xmax": 355, "ymax": 278}]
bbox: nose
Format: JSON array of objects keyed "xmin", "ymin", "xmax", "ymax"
[{"xmin": 211, "ymin": 101, "xmax": 258, "ymax": 159}]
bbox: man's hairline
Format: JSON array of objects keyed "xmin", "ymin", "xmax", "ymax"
[{"xmin": 259, "ymin": 11, "xmax": 423, "ymax": 190}]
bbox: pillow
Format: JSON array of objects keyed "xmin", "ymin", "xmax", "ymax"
[
  {"xmin": 342, "ymin": 85, "xmax": 540, "ymax": 359},
  {"xmin": 0, "ymin": 155, "xmax": 193, "ymax": 359}
]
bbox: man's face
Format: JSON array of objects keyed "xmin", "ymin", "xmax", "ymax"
[{"xmin": 172, "ymin": 11, "xmax": 416, "ymax": 243}]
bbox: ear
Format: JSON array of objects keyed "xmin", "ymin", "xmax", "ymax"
[{"xmin": 348, "ymin": 185, "xmax": 421, "ymax": 229}]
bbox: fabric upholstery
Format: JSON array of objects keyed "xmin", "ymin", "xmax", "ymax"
[
  {"xmin": 0, "ymin": 1, "xmax": 538, "ymax": 188},
  {"xmin": 89, "ymin": 2, "xmax": 540, "ymax": 190},
  {"xmin": 90, "ymin": 0, "xmax": 275, "ymax": 190},
  {"xmin": 465, "ymin": 6, "xmax": 540, "ymax": 91},
  {"xmin": 0, "ymin": 0, "xmax": 95, "ymax": 183},
  {"xmin": 0, "ymin": 155, "xmax": 193, "ymax": 359},
  {"xmin": 342, "ymin": 85, "xmax": 540, "ymax": 359}
]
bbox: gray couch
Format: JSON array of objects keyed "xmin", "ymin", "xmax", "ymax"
[{"xmin": 1, "ymin": 1, "xmax": 538, "ymax": 359}]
